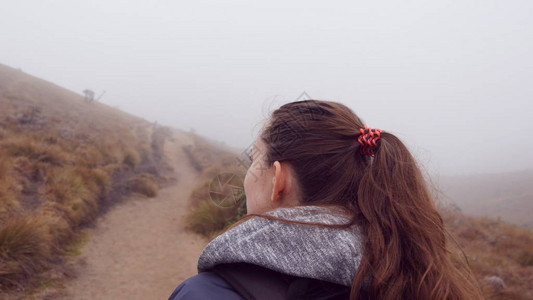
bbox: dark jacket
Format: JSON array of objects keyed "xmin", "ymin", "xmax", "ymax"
[
  {"xmin": 169, "ymin": 262, "xmax": 352, "ymax": 300},
  {"xmin": 168, "ymin": 271, "xmax": 243, "ymax": 300}
]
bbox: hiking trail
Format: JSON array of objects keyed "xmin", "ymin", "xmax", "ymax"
[{"xmin": 59, "ymin": 131, "xmax": 209, "ymax": 299}]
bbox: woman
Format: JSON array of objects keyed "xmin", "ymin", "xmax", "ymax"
[{"xmin": 169, "ymin": 100, "xmax": 482, "ymax": 299}]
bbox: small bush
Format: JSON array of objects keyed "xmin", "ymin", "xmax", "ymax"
[
  {"xmin": 0, "ymin": 216, "xmax": 51, "ymax": 288},
  {"xmin": 0, "ymin": 158, "xmax": 22, "ymax": 215},
  {"xmin": 516, "ymin": 251, "xmax": 533, "ymax": 267},
  {"xmin": 185, "ymin": 201, "xmax": 231, "ymax": 238},
  {"xmin": 90, "ymin": 168, "xmax": 112, "ymax": 195},
  {"xmin": 0, "ymin": 183, "xmax": 21, "ymax": 215},
  {"xmin": 76, "ymin": 167, "xmax": 112, "ymax": 198},
  {"xmin": 189, "ymin": 179, "xmax": 212, "ymax": 205},
  {"xmin": 40, "ymin": 204, "xmax": 74, "ymax": 245},
  {"xmin": 139, "ymin": 143, "xmax": 152, "ymax": 161},
  {"xmin": 123, "ymin": 150, "xmax": 141, "ymax": 169},
  {"xmin": 76, "ymin": 145, "xmax": 106, "ymax": 167},
  {"xmin": 44, "ymin": 169, "xmax": 87, "ymax": 204},
  {"xmin": 128, "ymin": 173, "xmax": 159, "ymax": 197},
  {"xmin": 61, "ymin": 231, "xmax": 89, "ymax": 257},
  {"xmin": 2, "ymin": 139, "xmax": 65, "ymax": 166},
  {"xmin": 43, "ymin": 168, "xmax": 98, "ymax": 227},
  {"xmin": 186, "ymin": 192, "xmax": 247, "ymax": 239},
  {"xmin": 102, "ymin": 163, "xmax": 126, "ymax": 178},
  {"xmin": 99, "ymin": 139, "xmax": 123, "ymax": 164}
]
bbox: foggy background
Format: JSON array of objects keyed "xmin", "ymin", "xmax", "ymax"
[{"xmin": 1, "ymin": 0, "xmax": 531, "ymax": 176}]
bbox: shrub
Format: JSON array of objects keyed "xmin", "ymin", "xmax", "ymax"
[
  {"xmin": 61, "ymin": 230, "xmax": 89, "ymax": 257},
  {"xmin": 40, "ymin": 203, "xmax": 74, "ymax": 245},
  {"xmin": 185, "ymin": 201, "xmax": 231, "ymax": 238},
  {"xmin": 122, "ymin": 150, "xmax": 141, "ymax": 169},
  {"xmin": 76, "ymin": 167, "xmax": 112, "ymax": 198},
  {"xmin": 128, "ymin": 173, "xmax": 159, "ymax": 197},
  {"xmin": 516, "ymin": 251, "xmax": 533, "ymax": 267},
  {"xmin": 76, "ymin": 145, "xmax": 106, "ymax": 167},
  {"xmin": 189, "ymin": 179, "xmax": 212, "ymax": 205},
  {"xmin": 102, "ymin": 163, "xmax": 126, "ymax": 178},
  {"xmin": 138, "ymin": 143, "xmax": 152, "ymax": 161},
  {"xmin": 0, "ymin": 182, "xmax": 21, "ymax": 216},
  {"xmin": 2, "ymin": 139, "xmax": 65, "ymax": 166},
  {"xmin": 90, "ymin": 168, "xmax": 112, "ymax": 195},
  {"xmin": 186, "ymin": 192, "xmax": 247, "ymax": 239},
  {"xmin": 43, "ymin": 168, "xmax": 98, "ymax": 227},
  {"xmin": 0, "ymin": 158, "xmax": 22, "ymax": 215},
  {"xmin": 0, "ymin": 216, "xmax": 51, "ymax": 289},
  {"xmin": 99, "ymin": 139, "xmax": 123, "ymax": 164}
]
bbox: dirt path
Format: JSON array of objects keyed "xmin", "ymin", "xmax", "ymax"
[{"xmin": 59, "ymin": 131, "xmax": 209, "ymax": 300}]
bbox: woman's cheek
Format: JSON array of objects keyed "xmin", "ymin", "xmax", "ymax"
[
  {"xmin": 244, "ymin": 168, "xmax": 255, "ymax": 214},
  {"xmin": 243, "ymin": 167, "xmax": 250, "ymax": 196}
]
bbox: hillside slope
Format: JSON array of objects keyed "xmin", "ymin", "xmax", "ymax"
[
  {"xmin": 441, "ymin": 209, "xmax": 533, "ymax": 299},
  {"xmin": 0, "ymin": 63, "xmax": 172, "ymax": 294}
]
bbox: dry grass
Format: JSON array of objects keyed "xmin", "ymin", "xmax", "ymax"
[
  {"xmin": 123, "ymin": 149, "xmax": 141, "ymax": 170},
  {"xmin": 0, "ymin": 216, "xmax": 51, "ymax": 289},
  {"xmin": 185, "ymin": 192, "xmax": 246, "ymax": 240},
  {"xmin": 183, "ymin": 134, "xmax": 248, "ymax": 239},
  {"xmin": 0, "ymin": 158, "xmax": 22, "ymax": 215},
  {"xmin": 443, "ymin": 209, "xmax": 533, "ymax": 299},
  {"xmin": 185, "ymin": 201, "xmax": 231, "ymax": 238},
  {"xmin": 188, "ymin": 178, "xmax": 212, "ymax": 206},
  {"xmin": 2, "ymin": 138, "xmax": 67, "ymax": 166},
  {"xmin": 128, "ymin": 173, "xmax": 160, "ymax": 197},
  {"xmin": 0, "ymin": 63, "xmax": 170, "ymax": 293}
]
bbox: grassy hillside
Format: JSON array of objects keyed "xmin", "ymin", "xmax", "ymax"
[
  {"xmin": 0, "ymin": 63, "xmax": 171, "ymax": 293},
  {"xmin": 438, "ymin": 170, "xmax": 533, "ymax": 228},
  {"xmin": 442, "ymin": 209, "xmax": 533, "ymax": 299}
]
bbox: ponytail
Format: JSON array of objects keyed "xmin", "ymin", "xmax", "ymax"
[
  {"xmin": 350, "ymin": 132, "xmax": 482, "ymax": 299},
  {"xmin": 239, "ymin": 100, "xmax": 481, "ymax": 299}
]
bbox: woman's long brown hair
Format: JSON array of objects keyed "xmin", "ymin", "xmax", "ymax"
[{"xmin": 228, "ymin": 100, "xmax": 483, "ymax": 299}]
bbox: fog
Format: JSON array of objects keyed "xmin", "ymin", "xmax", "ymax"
[{"xmin": 1, "ymin": 0, "xmax": 532, "ymax": 176}]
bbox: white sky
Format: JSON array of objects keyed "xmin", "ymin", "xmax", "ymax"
[{"xmin": 1, "ymin": 0, "xmax": 532, "ymax": 175}]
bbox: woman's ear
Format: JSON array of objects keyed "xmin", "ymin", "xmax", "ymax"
[{"xmin": 271, "ymin": 161, "xmax": 284, "ymax": 203}]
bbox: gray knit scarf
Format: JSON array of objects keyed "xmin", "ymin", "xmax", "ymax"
[{"xmin": 197, "ymin": 205, "xmax": 364, "ymax": 287}]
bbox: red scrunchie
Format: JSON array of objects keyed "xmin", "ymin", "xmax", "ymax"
[{"xmin": 357, "ymin": 126, "xmax": 382, "ymax": 156}]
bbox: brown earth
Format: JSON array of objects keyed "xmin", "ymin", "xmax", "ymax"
[{"xmin": 58, "ymin": 130, "xmax": 209, "ymax": 299}]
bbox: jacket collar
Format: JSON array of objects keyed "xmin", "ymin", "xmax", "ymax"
[{"xmin": 197, "ymin": 205, "xmax": 363, "ymax": 286}]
